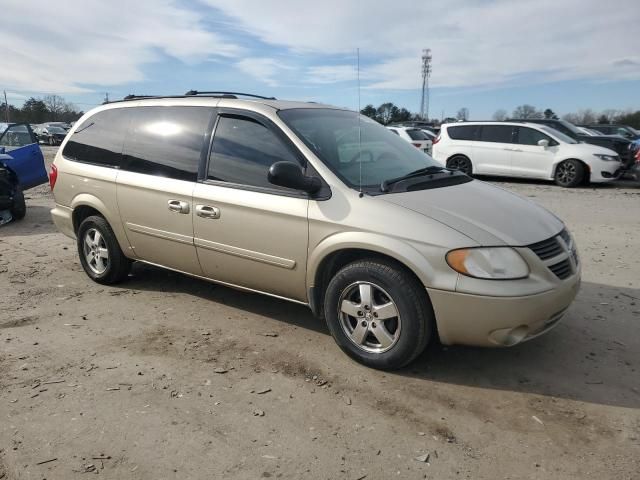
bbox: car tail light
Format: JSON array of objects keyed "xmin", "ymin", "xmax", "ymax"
[
  {"xmin": 635, "ymin": 149, "xmax": 640, "ymax": 163},
  {"xmin": 433, "ymin": 134, "xmax": 441, "ymax": 145},
  {"xmin": 49, "ymin": 164, "xmax": 58, "ymax": 190},
  {"xmin": 411, "ymin": 143, "xmax": 422, "ymax": 148}
]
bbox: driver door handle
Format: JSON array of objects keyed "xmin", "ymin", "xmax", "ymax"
[
  {"xmin": 168, "ymin": 199, "xmax": 190, "ymax": 214},
  {"xmin": 196, "ymin": 204, "xmax": 221, "ymax": 219}
]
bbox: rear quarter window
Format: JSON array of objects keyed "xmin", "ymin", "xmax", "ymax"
[
  {"xmin": 447, "ymin": 125, "xmax": 479, "ymax": 141},
  {"xmin": 406, "ymin": 129, "xmax": 429, "ymax": 141},
  {"xmin": 62, "ymin": 108, "xmax": 130, "ymax": 167}
]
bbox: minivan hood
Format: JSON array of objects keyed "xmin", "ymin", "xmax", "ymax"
[
  {"xmin": 379, "ymin": 180, "xmax": 564, "ymax": 246},
  {"xmin": 566, "ymin": 142, "xmax": 619, "ymax": 156}
]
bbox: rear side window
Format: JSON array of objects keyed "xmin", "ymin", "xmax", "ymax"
[
  {"xmin": 122, "ymin": 106, "xmax": 212, "ymax": 182},
  {"xmin": 447, "ymin": 125, "xmax": 479, "ymax": 141},
  {"xmin": 406, "ymin": 129, "xmax": 429, "ymax": 141},
  {"xmin": 62, "ymin": 109, "xmax": 129, "ymax": 167},
  {"xmin": 479, "ymin": 125, "xmax": 514, "ymax": 143},
  {"xmin": 208, "ymin": 115, "xmax": 301, "ymax": 190}
]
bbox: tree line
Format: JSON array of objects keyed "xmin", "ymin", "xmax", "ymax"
[
  {"xmin": 1, "ymin": 95, "xmax": 84, "ymax": 124},
  {"xmin": 493, "ymin": 104, "xmax": 640, "ymax": 128}
]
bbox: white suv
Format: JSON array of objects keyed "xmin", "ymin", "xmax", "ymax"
[
  {"xmin": 432, "ymin": 122, "xmax": 623, "ymax": 187},
  {"xmin": 386, "ymin": 126, "xmax": 432, "ymax": 155}
]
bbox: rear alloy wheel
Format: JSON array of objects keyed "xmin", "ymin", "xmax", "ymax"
[
  {"xmin": 77, "ymin": 215, "xmax": 131, "ymax": 284},
  {"xmin": 446, "ymin": 155, "xmax": 472, "ymax": 175},
  {"xmin": 324, "ymin": 259, "xmax": 433, "ymax": 370},
  {"xmin": 554, "ymin": 159, "xmax": 585, "ymax": 187}
]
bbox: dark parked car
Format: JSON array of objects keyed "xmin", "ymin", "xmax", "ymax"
[
  {"xmin": 0, "ymin": 123, "xmax": 48, "ymax": 224},
  {"xmin": 34, "ymin": 124, "xmax": 68, "ymax": 145},
  {"xmin": 509, "ymin": 118, "xmax": 633, "ymax": 169},
  {"xmin": 582, "ymin": 124, "xmax": 640, "ymax": 141}
]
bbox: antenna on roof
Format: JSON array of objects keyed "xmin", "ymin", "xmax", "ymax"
[{"xmin": 357, "ymin": 48, "xmax": 363, "ymax": 198}]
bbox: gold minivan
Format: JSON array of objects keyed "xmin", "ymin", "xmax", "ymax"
[{"xmin": 50, "ymin": 93, "xmax": 581, "ymax": 369}]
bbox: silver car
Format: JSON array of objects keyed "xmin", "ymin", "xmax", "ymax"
[{"xmin": 50, "ymin": 93, "xmax": 580, "ymax": 369}]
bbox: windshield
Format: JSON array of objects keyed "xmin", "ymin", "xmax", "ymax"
[
  {"xmin": 278, "ymin": 108, "xmax": 442, "ymax": 190},
  {"xmin": 557, "ymin": 120, "xmax": 583, "ymax": 135},
  {"xmin": 47, "ymin": 126, "xmax": 66, "ymax": 133},
  {"xmin": 541, "ymin": 126, "xmax": 577, "ymax": 144}
]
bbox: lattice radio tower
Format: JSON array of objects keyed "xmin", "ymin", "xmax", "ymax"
[{"xmin": 420, "ymin": 49, "xmax": 432, "ymax": 121}]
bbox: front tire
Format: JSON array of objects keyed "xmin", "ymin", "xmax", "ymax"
[
  {"xmin": 324, "ymin": 259, "xmax": 433, "ymax": 370},
  {"xmin": 554, "ymin": 159, "xmax": 585, "ymax": 187},
  {"xmin": 10, "ymin": 186, "xmax": 26, "ymax": 220},
  {"xmin": 446, "ymin": 155, "xmax": 473, "ymax": 175},
  {"xmin": 77, "ymin": 215, "xmax": 131, "ymax": 284}
]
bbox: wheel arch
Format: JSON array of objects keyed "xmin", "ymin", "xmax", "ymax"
[
  {"xmin": 70, "ymin": 194, "xmax": 132, "ymax": 256},
  {"xmin": 307, "ymin": 233, "xmax": 436, "ymax": 319}
]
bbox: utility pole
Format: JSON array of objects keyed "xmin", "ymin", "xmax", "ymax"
[
  {"xmin": 420, "ymin": 49, "xmax": 432, "ymax": 121},
  {"xmin": 3, "ymin": 90, "xmax": 8, "ymax": 123}
]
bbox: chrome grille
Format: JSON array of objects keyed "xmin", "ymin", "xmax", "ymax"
[
  {"xmin": 528, "ymin": 236, "xmax": 563, "ymax": 260},
  {"xmin": 528, "ymin": 229, "xmax": 576, "ymax": 280},
  {"xmin": 548, "ymin": 259, "xmax": 572, "ymax": 279}
]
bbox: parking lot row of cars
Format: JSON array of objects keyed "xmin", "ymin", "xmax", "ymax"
[{"xmin": 387, "ymin": 119, "xmax": 640, "ymax": 187}]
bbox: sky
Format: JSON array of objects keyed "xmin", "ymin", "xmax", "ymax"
[{"xmin": 1, "ymin": 0, "xmax": 639, "ymax": 120}]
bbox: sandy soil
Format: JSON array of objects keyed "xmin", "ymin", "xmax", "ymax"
[{"xmin": 1, "ymin": 147, "xmax": 639, "ymax": 479}]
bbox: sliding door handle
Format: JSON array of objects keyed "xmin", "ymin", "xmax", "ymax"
[{"xmin": 196, "ymin": 204, "xmax": 221, "ymax": 219}]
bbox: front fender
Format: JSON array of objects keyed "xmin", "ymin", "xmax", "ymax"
[{"xmin": 307, "ymin": 231, "xmax": 440, "ymax": 290}]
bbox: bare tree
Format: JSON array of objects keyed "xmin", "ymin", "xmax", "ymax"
[
  {"xmin": 492, "ymin": 109, "xmax": 508, "ymax": 121},
  {"xmin": 562, "ymin": 112, "xmax": 579, "ymax": 124},
  {"xmin": 43, "ymin": 94, "xmax": 67, "ymax": 121},
  {"xmin": 456, "ymin": 108, "xmax": 469, "ymax": 121},
  {"xmin": 512, "ymin": 104, "xmax": 542, "ymax": 119}
]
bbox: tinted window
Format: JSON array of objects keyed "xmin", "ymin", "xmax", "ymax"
[
  {"xmin": 447, "ymin": 125, "xmax": 479, "ymax": 140},
  {"xmin": 516, "ymin": 127, "xmax": 551, "ymax": 146},
  {"xmin": 406, "ymin": 129, "xmax": 429, "ymax": 141},
  {"xmin": 479, "ymin": 125, "xmax": 514, "ymax": 143},
  {"xmin": 123, "ymin": 106, "xmax": 212, "ymax": 182},
  {"xmin": 208, "ymin": 115, "xmax": 301, "ymax": 190},
  {"xmin": 63, "ymin": 109, "xmax": 129, "ymax": 167}
]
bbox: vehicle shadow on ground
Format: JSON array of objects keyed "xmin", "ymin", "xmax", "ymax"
[
  {"xmin": 122, "ymin": 264, "xmax": 639, "ymax": 409},
  {"xmin": 406, "ymin": 281, "xmax": 640, "ymax": 409},
  {"xmin": 0, "ymin": 205, "xmax": 58, "ymax": 237},
  {"xmin": 125, "ymin": 262, "xmax": 329, "ymax": 335}
]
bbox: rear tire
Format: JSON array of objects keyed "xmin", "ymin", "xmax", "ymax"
[
  {"xmin": 77, "ymin": 215, "xmax": 131, "ymax": 284},
  {"xmin": 446, "ymin": 155, "xmax": 473, "ymax": 175},
  {"xmin": 10, "ymin": 186, "xmax": 26, "ymax": 220},
  {"xmin": 554, "ymin": 159, "xmax": 585, "ymax": 187},
  {"xmin": 324, "ymin": 259, "xmax": 433, "ymax": 370}
]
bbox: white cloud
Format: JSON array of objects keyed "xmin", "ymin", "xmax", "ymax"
[
  {"xmin": 235, "ymin": 58, "xmax": 291, "ymax": 86},
  {"xmin": 204, "ymin": 0, "xmax": 640, "ymax": 89},
  {"xmin": 0, "ymin": 0, "xmax": 242, "ymax": 94}
]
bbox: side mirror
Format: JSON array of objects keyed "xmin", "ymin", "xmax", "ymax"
[
  {"xmin": 537, "ymin": 139, "xmax": 549, "ymax": 147},
  {"xmin": 268, "ymin": 161, "xmax": 321, "ymax": 194}
]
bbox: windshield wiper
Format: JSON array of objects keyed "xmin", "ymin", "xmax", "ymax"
[{"xmin": 380, "ymin": 166, "xmax": 449, "ymax": 192}]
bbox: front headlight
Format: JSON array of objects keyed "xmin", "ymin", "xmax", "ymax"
[
  {"xmin": 593, "ymin": 154, "xmax": 619, "ymax": 162},
  {"xmin": 446, "ymin": 247, "xmax": 529, "ymax": 280}
]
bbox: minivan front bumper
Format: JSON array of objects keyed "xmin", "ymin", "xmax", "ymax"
[{"xmin": 427, "ymin": 271, "xmax": 580, "ymax": 347}]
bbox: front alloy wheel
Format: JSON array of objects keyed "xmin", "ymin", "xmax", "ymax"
[
  {"xmin": 338, "ymin": 281, "xmax": 401, "ymax": 353},
  {"xmin": 324, "ymin": 259, "xmax": 434, "ymax": 370}
]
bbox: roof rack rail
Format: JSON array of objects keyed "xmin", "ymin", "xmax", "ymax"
[{"xmin": 184, "ymin": 90, "xmax": 276, "ymax": 100}]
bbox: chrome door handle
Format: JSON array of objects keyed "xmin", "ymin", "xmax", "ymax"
[
  {"xmin": 168, "ymin": 199, "xmax": 190, "ymax": 214},
  {"xmin": 196, "ymin": 204, "xmax": 220, "ymax": 219},
  {"xmin": 502, "ymin": 148, "xmax": 513, "ymax": 151}
]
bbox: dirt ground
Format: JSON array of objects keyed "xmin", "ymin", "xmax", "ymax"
[{"xmin": 1, "ymin": 146, "xmax": 639, "ymax": 479}]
